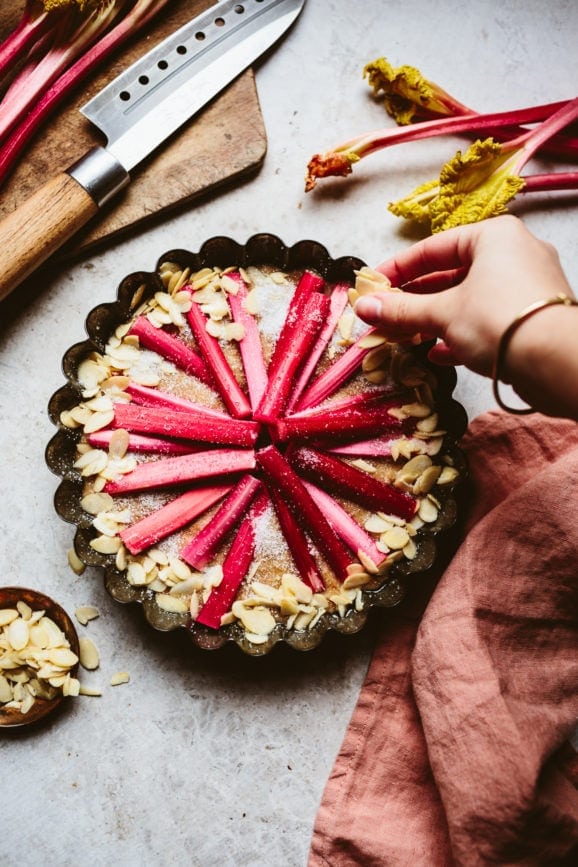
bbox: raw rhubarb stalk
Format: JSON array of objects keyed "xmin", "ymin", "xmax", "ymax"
[
  {"xmin": 328, "ymin": 436, "xmax": 402, "ymax": 458},
  {"xmin": 0, "ymin": 1, "xmax": 127, "ymax": 148},
  {"xmin": 0, "ymin": 1, "xmax": 52, "ymax": 85},
  {"xmin": 120, "ymin": 483, "xmax": 232, "ymax": 555},
  {"xmin": 87, "ymin": 430, "xmax": 199, "ymax": 456},
  {"xmin": 129, "ymin": 316, "xmax": 213, "ymax": 386},
  {"xmin": 266, "ymin": 486, "xmax": 325, "ymax": 592},
  {"xmin": 256, "ymin": 445, "xmax": 355, "ymax": 581},
  {"xmin": 302, "ymin": 481, "xmax": 385, "ymax": 568},
  {"xmin": 295, "ymin": 328, "xmax": 380, "ymax": 411},
  {"xmin": 286, "ymin": 281, "xmax": 351, "ymax": 411},
  {"xmin": 268, "ymin": 270, "xmax": 326, "ymax": 371},
  {"xmin": 0, "ymin": 1, "xmax": 170, "ymax": 186},
  {"xmin": 186, "ymin": 298, "xmax": 252, "ymax": 419},
  {"xmin": 125, "ymin": 382, "xmax": 230, "ymax": 419},
  {"xmin": 305, "ymin": 99, "xmax": 576, "ymax": 191},
  {"xmin": 254, "ymin": 292, "xmax": 331, "ymax": 422},
  {"xmin": 181, "ymin": 474, "xmax": 262, "ymax": 570},
  {"xmin": 226, "ymin": 273, "xmax": 268, "ymax": 410},
  {"xmin": 112, "ymin": 403, "xmax": 259, "ymax": 447},
  {"xmin": 290, "ymin": 446, "xmax": 417, "ymax": 521},
  {"xmin": 104, "ymin": 448, "xmax": 256, "ymax": 495},
  {"xmin": 195, "ymin": 492, "xmax": 269, "ymax": 630},
  {"xmin": 274, "ymin": 403, "xmax": 405, "ymax": 444},
  {"xmin": 288, "ymin": 387, "xmax": 401, "ymax": 419}
]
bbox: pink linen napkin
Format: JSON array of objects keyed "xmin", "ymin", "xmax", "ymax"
[{"xmin": 309, "ymin": 411, "xmax": 578, "ymax": 866}]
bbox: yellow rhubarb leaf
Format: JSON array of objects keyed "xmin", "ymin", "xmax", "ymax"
[{"xmin": 429, "ymin": 138, "xmax": 526, "ymax": 232}]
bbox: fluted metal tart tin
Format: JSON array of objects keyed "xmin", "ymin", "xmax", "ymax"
[{"xmin": 46, "ymin": 234, "xmax": 467, "ymax": 655}]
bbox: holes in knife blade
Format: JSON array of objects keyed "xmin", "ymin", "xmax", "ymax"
[
  {"xmin": 138, "ymin": 75, "xmax": 149, "ymax": 86},
  {"xmin": 234, "ymin": 4, "xmax": 245, "ymax": 11},
  {"xmin": 157, "ymin": 60, "xmax": 168, "ymax": 70},
  {"xmin": 176, "ymin": 44, "xmax": 188, "ymax": 54},
  {"xmin": 119, "ymin": 91, "xmax": 130, "ymax": 102},
  {"xmin": 215, "ymin": 17, "xmax": 225, "ymax": 26},
  {"xmin": 194, "ymin": 31, "xmax": 205, "ymax": 41}
]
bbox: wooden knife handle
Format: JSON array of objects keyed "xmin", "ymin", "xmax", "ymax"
[
  {"xmin": 0, "ymin": 173, "xmax": 98, "ymax": 304},
  {"xmin": 0, "ymin": 148, "xmax": 130, "ymax": 304}
]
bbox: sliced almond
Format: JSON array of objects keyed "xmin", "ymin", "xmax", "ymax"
[{"xmin": 79, "ymin": 637, "xmax": 100, "ymax": 671}]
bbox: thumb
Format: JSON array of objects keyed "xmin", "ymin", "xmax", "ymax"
[{"xmin": 354, "ymin": 291, "xmax": 447, "ymax": 343}]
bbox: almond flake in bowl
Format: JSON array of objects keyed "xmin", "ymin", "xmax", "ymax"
[
  {"xmin": 46, "ymin": 235, "xmax": 467, "ymax": 655},
  {"xmin": 0, "ymin": 587, "xmax": 80, "ymax": 727}
]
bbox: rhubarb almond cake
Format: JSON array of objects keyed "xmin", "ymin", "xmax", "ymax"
[{"xmin": 47, "ymin": 235, "xmax": 467, "ymax": 654}]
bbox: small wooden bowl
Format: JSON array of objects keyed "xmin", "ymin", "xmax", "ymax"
[{"xmin": 0, "ymin": 587, "xmax": 80, "ymax": 728}]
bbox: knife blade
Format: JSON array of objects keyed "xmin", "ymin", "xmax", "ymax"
[{"xmin": 0, "ymin": 0, "xmax": 305, "ymax": 303}]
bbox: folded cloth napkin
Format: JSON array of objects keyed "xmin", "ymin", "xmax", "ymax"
[{"xmin": 309, "ymin": 411, "xmax": 578, "ymax": 866}]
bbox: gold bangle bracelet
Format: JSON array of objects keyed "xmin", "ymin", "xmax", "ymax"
[{"xmin": 492, "ymin": 292, "xmax": 578, "ymax": 415}]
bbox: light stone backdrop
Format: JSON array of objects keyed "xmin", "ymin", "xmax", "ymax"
[{"xmin": 1, "ymin": 1, "xmax": 577, "ymax": 864}]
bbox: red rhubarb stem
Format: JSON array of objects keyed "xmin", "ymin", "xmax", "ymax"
[
  {"xmin": 256, "ymin": 445, "xmax": 355, "ymax": 581},
  {"xmin": 290, "ymin": 446, "xmax": 417, "ymax": 521},
  {"xmin": 0, "ymin": 2, "xmax": 53, "ymax": 84},
  {"xmin": 286, "ymin": 281, "xmax": 351, "ymax": 411},
  {"xmin": 120, "ymin": 483, "xmax": 232, "ymax": 556},
  {"xmin": 274, "ymin": 402, "xmax": 405, "ymax": 444},
  {"xmin": 254, "ymin": 292, "xmax": 331, "ymax": 422},
  {"xmin": 186, "ymin": 295, "xmax": 252, "ymax": 419},
  {"xmin": 181, "ymin": 474, "xmax": 262, "ymax": 570},
  {"xmin": 302, "ymin": 480, "xmax": 385, "ymax": 568},
  {"xmin": 104, "ymin": 448, "xmax": 256, "ymax": 495},
  {"xmin": 267, "ymin": 485, "xmax": 325, "ymax": 592},
  {"xmin": 87, "ymin": 430, "xmax": 199, "ymax": 456},
  {"xmin": 0, "ymin": 0, "xmax": 171, "ymax": 186},
  {"xmin": 129, "ymin": 316, "xmax": 213, "ymax": 387},
  {"xmin": 522, "ymin": 171, "xmax": 578, "ymax": 193},
  {"xmin": 226, "ymin": 272, "xmax": 268, "ymax": 410},
  {"xmin": 195, "ymin": 492, "xmax": 269, "ymax": 630},
  {"xmin": 126, "ymin": 382, "xmax": 229, "ymax": 419},
  {"xmin": 509, "ymin": 96, "xmax": 578, "ymax": 174},
  {"xmin": 267, "ymin": 270, "xmax": 326, "ymax": 371},
  {"xmin": 112, "ymin": 403, "xmax": 259, "ymax": 447},
  {"xmin": 295, "ymin": 328, "xmax": 379, "ymax": 411}
]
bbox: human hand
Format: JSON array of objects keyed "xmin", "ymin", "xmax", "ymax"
[{"xmin": 354, "ymin": 216, "xmax": 578, "ymax": 418}]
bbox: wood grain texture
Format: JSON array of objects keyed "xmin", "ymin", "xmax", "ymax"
[
  {"xmin": 0, "ymin": 1, "xmax": 267, "ymax": 257},
  {"xmin": 0, "ymin": 174, "xmax": 99, "ymax": 302}
]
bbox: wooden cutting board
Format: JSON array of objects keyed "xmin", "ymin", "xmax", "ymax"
[{"xmin": 0, "ymin": 1, "xmax": 267, "ymax": 258}]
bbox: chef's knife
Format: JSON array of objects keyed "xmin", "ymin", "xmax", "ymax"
[{"xmin": 0, "ymin": 0, "xmax": 305, "ymax": 303}]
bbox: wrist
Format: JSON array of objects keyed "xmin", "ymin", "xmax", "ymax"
[{"xmin": 493, "ymin": 294, "xmax": 578, "ymax": 418}]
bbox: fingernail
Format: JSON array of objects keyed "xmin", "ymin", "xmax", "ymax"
[{"xmin": 354, "ymin": 296, "xmax": 382, "ymax": 319}]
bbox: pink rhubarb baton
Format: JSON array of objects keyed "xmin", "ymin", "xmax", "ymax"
[
  {"xmin": 119, "ymin": 483, "xmax": 232, "ymax": 555},
  {"xmin": 254, "ymin": 292, "xmax": 331, "ymax": 422},
  {"xmin": 290, "ymin": 446, "xmax": 417, "ymax": 521},
  {"xmin": 295, "ymin": 328, "xmax": 381, "ymax": 411},
  {"xmin": 181, "ymin": 474, "xmax": 262, "ymax": 570},
  {"xmin": 129, "ymin": 315, "xmax": 213, "ymax": 386},
  {"xmin": 256, "ymin": 445, "xmax": 355, "ymax": 582},
  {"xmin": 104, "ymin": 448, "xmax": 256, "ymax": 495},
  {"xmin": 195, "ymin": 492, "xmax": 269, "ymax": 630},
  {"xmin": 225, "ymin": 272, "xmax": 268, "ymax": 410},
  {"xmin": 87, "ymin": 430, "xmax": 199, "ymax": 456},
  {"xmin": 267, "ymin": 271, "xmax": 326, "ymax": 371},
  {"xmin": 286, "ymin": 281, "xmax": 351, "ymax": 412},
  {"xmin": 274, "ymin": 402, "xmax": 405, "ymax": 444},
  {"xmin": 185, "ymin": 296, "xmax": 252, "ymax": 419},
  {"xmin": 267, "ymin": 486, "xmax": 325, "ymax": 593},
  {"xmin": 112, "ymin": 403, "xmax": 259, "ymax": 447},
  {"xmin": 125, "ymin": 382, "xmax": 229, "ymax": 419},
  {"xmin": 302, "ymin": 480, "xmax": 385, "ymax": 568}
]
